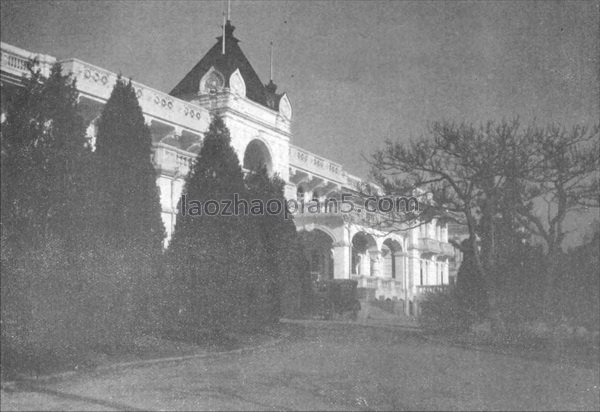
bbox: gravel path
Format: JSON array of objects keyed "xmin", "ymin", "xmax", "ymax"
[{"xmin": 2, "ymin": 323, "xmax": 599, "ymax": 411}]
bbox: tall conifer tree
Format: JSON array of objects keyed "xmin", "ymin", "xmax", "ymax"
[
  {"xmin": 92, "ymin": 77, "xmax": 165, "ymax": 333},
  {"xmin": 1, "ymin": 63, "xmax": 90, "ymax": 248},
  {"xmin": 93, "ymin": 77, "xmax": 164, "ymax": 250},
  {"xmin": 1, "ymin": 62, "xmax": 93, "ymax": 366},
  {"xmin": 168, "ymin": 116, "xmax": 268, "ymax": 336},
  {"xmin": 245, "ymin": 169, "xmax": 312, "ymax": 319}
]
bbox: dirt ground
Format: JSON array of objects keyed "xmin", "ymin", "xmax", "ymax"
[{"xmin": 2, "ymin": 322, "xmax": 599, "ymax": 411}]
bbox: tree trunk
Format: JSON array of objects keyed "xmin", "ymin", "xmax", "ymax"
[
  {"xmin": 466, "ymin": 208, "xmax": 505, "ymax": 332},
  {"xmin": 542, "ymin": 245, "xmax": 562, "ymax": 321}
]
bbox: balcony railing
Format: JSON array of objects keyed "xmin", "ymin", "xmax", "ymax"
[
  {"xmin": 416, "ymin": 285, "xmax": 450, "ymax": 297},
  {"xmin": 153, "ymin": 144, "xmax": 194, "ymax": 176},
  {"xmin": 438, "ymin": 242, "xmax": 455, "ymax": 257},
  {"xmin": 291, "ymin": 199, "xmax": 386, "ymax": 228},
  {"xmin": 289, "ymin": 145, "xmax": 345, "ymax": 183},
  {"xmin": 416, "ymin": 237, "xmax": 454, "ymax": 257},
  {"xmin": 419, "ymin": 237, "xmax": 442, "ymax": 255},
  {"xmin": 351, "ymin": 275, "xmax": 402, "ymax": 292},
  {"xmin": 347, "ymin": 204, "xmax": 383, "ymax": 226},
  {"xmin": 381, "ymin": 278, "xmax": 393, "ymax": 291},
  {"xmin": 351, "ymin": 275, "xmax": 377, "ymax": 289}
]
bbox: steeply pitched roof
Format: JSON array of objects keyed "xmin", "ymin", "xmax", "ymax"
[{"xmin": 169, "ymin": 21, "xmax": 282, "ymax": 110}]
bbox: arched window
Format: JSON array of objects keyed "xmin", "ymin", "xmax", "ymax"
[{"xmin": 243, "ymin": 139, "xmax": 272, "ymax": 175}]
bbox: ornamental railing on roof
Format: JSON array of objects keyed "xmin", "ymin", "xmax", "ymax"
[
  {"xmin": 60, "ymin": 59, "xmax": 210, "ymax": 132},
  {"xmin": 1, "ymin": 42, "xmax": 56, "ymax": 82},
  {"xmin": 0, "ymin": 42, "xmax": 212, "ymax": 133},
  {"xmin": 289, "ymin": 145, "xmax": 345, "ymax": 184}
]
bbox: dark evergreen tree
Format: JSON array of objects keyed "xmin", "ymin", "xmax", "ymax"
[
  {"xmin": 93, "ymin": 77, "xmax": 164, "ymax": 250},
  {"xmin": 1, "ymin": 62, "xmax": 93, "ymax": 371},
  {"xmin": 245, "ymin": 168, "xmax": 312, "ymax": 319},
  {"xmin": 168, "ymin": 116, "xmax": 268, "ymax": 337},
  {"xmin": 91, "ymin": 77, "xmax": 165, "ymax": 337},
  {"xmin": 1, "ymin": 63, "xmax": 90, "ymax": 248}
]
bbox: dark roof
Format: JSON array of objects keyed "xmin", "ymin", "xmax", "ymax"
[{"xmin": 169, "ymin": 21, "xmax": 283, "ymax": 110}]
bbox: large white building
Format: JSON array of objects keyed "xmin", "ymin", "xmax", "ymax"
[{"xmin": 0, "ymin": 20, "xmax": 454, "ymax": 315}]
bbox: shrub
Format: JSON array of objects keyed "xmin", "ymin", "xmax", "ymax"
[
  {"xmin": 327, "ymin": 279, "xmax": 359, "ymax": 314},
  {"xmin": 1, "ymin": 236, "xmax": 91, "ymax": 375},
  {"xmin": 419, "ymin": 287, "xmax": 478, "ymax": 334},
  {"xmin": 311, "ymin": 279, "xmax": 360, "ymax": 319},
  {"xmin": 75, "ymin": 243, "xmax": 143, "ymax": 353}
]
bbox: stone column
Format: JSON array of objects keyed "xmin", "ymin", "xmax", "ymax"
[
  {"xmin": 360, "ymin": 252, "xmax": 369, "ymax": 276},
  {"xmin": 332, "ymin": 242, "xmax": 350, "ymax": 279},
  {"xmin": 430, "ymin": 258, "xmax": 437, "ymax": 285},
  {"xmin": 442, "ymin": 260, "xmax": 449, "ymax": 284},
  {"xmin": 406, "ymin": 253, "xmax": 419, "ymax": 315},
  {"xmin": 369, "ymin": 250, "xmax": 382, "ymax": 277},
  {"xmin": 393, "ymin": 252, "xmax": 405, "ymax": 286},
  {"xmin": 442, "ymin": 225, "xmax": 448, "ymax": 243},
  {"xmin": 427, "ymin": 259, "xmax": 434, "ymax": 285}
]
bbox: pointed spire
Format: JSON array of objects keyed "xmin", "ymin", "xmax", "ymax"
[
  {"xmin": 219, "ymin": 0, "xmax": 236, "ymax": 50},
  {"xmin": 269, "ymin": 41, "xmax": 273, "ymax": 82},
  {"xmin": 171, "ymin": 7, "xmax": 284, "ymax": 110},
  {"xmin": 222, "ymin": 12, "xmax": 226, "ymax": 54},
  {"xmin": 266, "ymin": 41, "xmax": 277, "ymax": 94}
]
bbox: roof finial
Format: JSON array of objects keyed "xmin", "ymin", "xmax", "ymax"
[
  {"xmin": 221, "ymin": 12, "xmax": 226, "ymax": 54},
  {"xmin": 227, "ymin": 0, "xmax": 231, "ymax": 21},
  {"xmin": 269, "ymin": 41, "xmax": 273, "ymax": 82}
]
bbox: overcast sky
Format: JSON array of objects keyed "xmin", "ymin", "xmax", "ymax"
[{"xmin": 2, "ymin": 0, "xmax": 598, "ymax": 176}]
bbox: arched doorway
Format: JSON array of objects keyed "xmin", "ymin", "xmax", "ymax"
[
  {"xmin": 299, "ymin": 229, "xmax": 334, "ymax": 283},
  {"xmin": 243, "ymin": 139, "xmax": 272, "ymax": 175},
  {"xmin": 351, "ymin": 232, "xmax": 378, "ymax": 276}
]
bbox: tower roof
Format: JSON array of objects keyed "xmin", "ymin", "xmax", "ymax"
[{"xmin": 169, "ymin": 21, "xmax": 282, "ymax": 110}]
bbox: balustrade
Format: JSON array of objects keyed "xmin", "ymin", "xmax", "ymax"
[
  {"xmin": 439, "ymin": 242, "xmax": 455, "ymax": 257},
  {"xmin": 1, "ymin": 42, "xmax": 55, "ymax": 79},
  {"xmin": 351, "ymin": 275, "xmax": 405, "ymax": 299},
  {"xmin": 416, "ymin": 284, "xmax": 450, "ymax": 296},
  {"xmin": 289, "ymin": 145, "xmax": 344, "ymax": 183}
]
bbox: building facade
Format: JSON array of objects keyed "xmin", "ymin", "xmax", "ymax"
[{"xmin": 1, "ymin": 20, "xmax": 454, "ymax": 315}]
